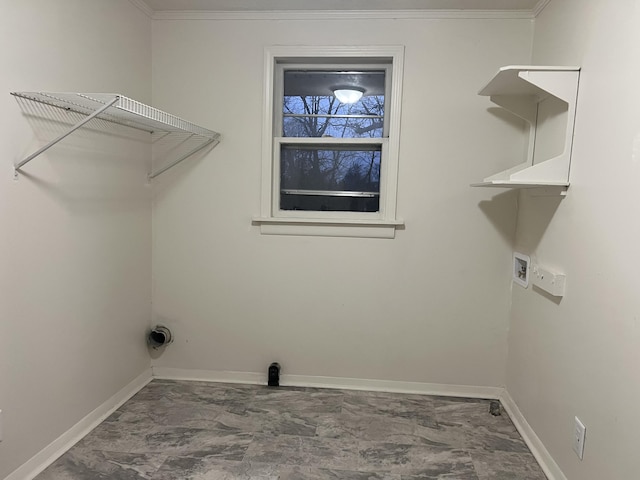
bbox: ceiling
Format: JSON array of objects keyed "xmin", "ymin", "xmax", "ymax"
[{"xmin": 140, "ymin": 0, "xmax": 543, "ymax": 13}]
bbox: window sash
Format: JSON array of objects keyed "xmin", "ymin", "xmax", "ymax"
[
  {"xmin": 281, "ymin": 189, "xmax": 379, "ymax": 198},
  {"xmin": 272, "ymin": 137, "xmax": 389, "ymax": 220},
  {"xmin": 275, "ymin": 63, "xmax": 392, "ymax": 139},
  {"xmin": 282, "ymin": 114, "xmax": 384, "ymax": 119},
  {"xmin": 274, "ymin": 64, "xmax": 391, "ymax": 215}
]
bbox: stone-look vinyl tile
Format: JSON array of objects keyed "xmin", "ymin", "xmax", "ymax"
[
  {"xmin": 128, "ymin": 381, "xmax": 212, "ymax": 403},
  {"xmin": 194, "ymin": 383, "xmax": 259, "ymax": 410},
  {"xmin": 342, "ymin": 391, "xmax": 438, "ymax": 428},
  {"xmin": 151, "ymin": 458, "xmax": 281, "ymax": 479},
  {"xmin": 116, "ymin": 396, "xmax": 187, "ymax": 419},
  {"xmin": 357, "ymin": 441, "xmax": 478, "ymax": 478},
  {"xmin": 258, "ymin": 411, "xmax": 319, "ymax": 437},
  {"xmin": 278, "ymin": 466, "xmax": 401, "ymax": 480},
  {"xmin": 36, "ymin": 448, "xmax": 166, "ymax": 480},
  {"xmin": 102, "ymin": 409, "xmax": 127, "ymax": 424},
  {"xmin": 243, "ymin": 434, "xmax": 360, "ymax": 470},
  {"xmin": 128, "ymin": 426, "xmax": 253, "ymax": 460},
  {"xmin": 130, "ymin": 381, "xmax": 256, "ymax": 411},
  {"xmin": 74, "ymin": 419, "xmax": 157, "ymax": 453},
  {"xmin": 435, "ymin": 399, "xmax": 509, "ymax": 430},
  {"xmin": 254, "ymin": 385, "xmax": 341, "ymax": 397},
  {"xmin": 251, "ymin": 387, "xmax": 344, "ymax": 416},
  {"xmin": 76, "ymin": 422, "xmax": 252, "ymax": 461},
  {"xmin": 316, "ymin": 413, "xmax": 446, "ymax": 446},
  {"xmin": 151, "ymin": 459, "xmax": 401, "ymax": 480},
  {"xmin": 114, "ymin": 399, "xmax": 225, "ymax": 430},
  {"xmin": 407, "ymin": 422, "xmax": 529, "ymax": 453},
  {"xmin": 471, "ymin": 451, "xmax": 548, "ymax": 480},
  {"xmin": 433, "ymin": 401, "xmax": 530, "ymax": 453},
  {"xmin": 400, "ymin": 474, "xmax": 478, "ymax": 480},
  {"xmin": 213, "ymin": 408, "xmax": 319, "ymax": 437}
]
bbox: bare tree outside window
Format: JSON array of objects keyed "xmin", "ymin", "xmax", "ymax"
[{"xmin": 279, "ymin": 69, "xmax": 386, "ymax": 212}]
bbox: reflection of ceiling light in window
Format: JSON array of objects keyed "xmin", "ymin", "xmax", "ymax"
[{"xmin": 333, "ymin": 88, "xmax": 364, "ymax": 104}]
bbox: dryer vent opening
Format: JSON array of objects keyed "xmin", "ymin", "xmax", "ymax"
[{"xmin": 148, "ymin": 325, "xmax": 173, "ymax": 349}]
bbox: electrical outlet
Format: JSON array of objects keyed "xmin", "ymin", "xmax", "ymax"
[{"xmin": 573, "ymin": 416, "xmax": 586, "ymax": 459}]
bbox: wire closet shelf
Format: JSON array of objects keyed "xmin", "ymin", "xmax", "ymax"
[{"xmin": 11, "ymin": 92, "xmax": 221, "ymax": 179}]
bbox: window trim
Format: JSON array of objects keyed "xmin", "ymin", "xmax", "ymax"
[{"xmin": 254, "ymin": 45, "xmax": 405, "ymax": 238}]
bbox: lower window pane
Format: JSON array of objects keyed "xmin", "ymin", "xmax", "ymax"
[{"xmin": 280, "ymin": 145, "xmax": 381, "ymax": 213}]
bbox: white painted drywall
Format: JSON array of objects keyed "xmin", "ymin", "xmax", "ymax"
[
  {"xmin": 506, "ymin": 0, "xmax": 640, "ymax": 478},
  {"xmin": 151, "ymin": 17, "xmax": 533, "ymax": 386},
  {"xmin": 0, "ymin": 1, "xmax": 152, "ymax": 478}
]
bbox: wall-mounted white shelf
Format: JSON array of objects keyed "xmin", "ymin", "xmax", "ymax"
[
  {"xmin": 11, "ymin": 92, "xmax": 221, "ymax": 179},
  {"xmin": 471, "ymin": 66, "xmax": 580, "ymax": 191}
]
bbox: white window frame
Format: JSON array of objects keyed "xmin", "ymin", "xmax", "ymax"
[{"xmin": 254, "ymin": 46, "xmax": 405, "ymax": 239}]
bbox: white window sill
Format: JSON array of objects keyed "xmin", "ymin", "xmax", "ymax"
[{"xmin": 252, "ymin": 217, "xmax": 404, "ymax": 239}]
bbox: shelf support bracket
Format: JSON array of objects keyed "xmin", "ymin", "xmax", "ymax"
[
  {"xmin": 14, "ymin": 96, "xmax": 120, "ymax": 172},
  {"xmin": 148, "ymin": 137, "xmax": 219, "ymax": 179}
]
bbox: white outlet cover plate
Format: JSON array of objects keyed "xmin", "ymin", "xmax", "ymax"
[{"xmin": 573, "ymin": 416, "xmax": 586, "ymax": 459}]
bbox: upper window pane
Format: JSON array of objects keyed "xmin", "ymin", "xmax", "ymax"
[{"xmin": 282, "ymin": 70, "xmax": 385, "ymax": 138}]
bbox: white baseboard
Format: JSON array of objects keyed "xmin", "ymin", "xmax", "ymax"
[
  {"xmin": 151, "ymin": 366, "xmax": 503, "ymax": 399},
  {"xmin": 152, "ymin": 367, "xmax": 265, "ymax": 385},
  {"xmin": 5, "ymin": 368, "xmax": 153, "ymax": 480},
  {"xmin": 500, "ymin": 390, "xmax": 567, "ymax": 480}
]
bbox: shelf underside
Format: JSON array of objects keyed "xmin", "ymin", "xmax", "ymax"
[
  {"xmin": 11, "ymin": 92, "xmax": 221, "ymax": 178},
  {"xmin": 478, "ymin": 65, "xmax": 580, "ymax": 98},
  {"xmin": 471, "ymin": 181, "xmax": 569, "ymax": 188}
]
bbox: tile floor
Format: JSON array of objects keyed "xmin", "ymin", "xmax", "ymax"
[{"xmin": 35, "ymin": 380, "xmax": 547, "ymax": 479}]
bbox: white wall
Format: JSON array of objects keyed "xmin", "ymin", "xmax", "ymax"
[
  {"xmin": 506, "ymin": 0, "xmax": 640, "ymax": 478},
  {"xmin": 0, "ymin": 1, "xmax": 152, "ymax": 478},
  {"xmin": 151, "ymin": 17, "xmax": 532, "ymax": 386}
]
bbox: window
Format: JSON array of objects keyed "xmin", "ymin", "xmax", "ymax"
[
  {"xmin": 278, "ymin": 68, "xmax": 385, "ymax": 213},
  {"xmin": 255, "ymin": 46, "xmax": 404, "ymax": 238}
]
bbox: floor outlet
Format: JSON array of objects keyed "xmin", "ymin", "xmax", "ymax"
[{"xmin": 573, "ymin": 416, "xmax": 586, "ymax": 459}]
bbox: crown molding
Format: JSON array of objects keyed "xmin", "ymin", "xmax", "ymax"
[
  {"xmin": 152, "ymin": 8, "xmax": 535, "ymax": 21},
  {"xmin": 128, "ymin": 0, "xmax": 154, "ymax": 17},
  {"xmin": 532, "ymin": 0, "xmax": 551, "ymax": 17}
]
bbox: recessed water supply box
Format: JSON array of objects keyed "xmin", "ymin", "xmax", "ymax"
[{"xmin": 513, "ymin": 252, "xmax": 530, "ymax": 288}]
